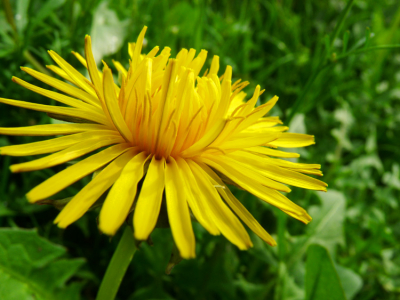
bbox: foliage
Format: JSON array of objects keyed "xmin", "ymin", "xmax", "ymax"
[
  {"xmin": 305, "ymin": 244, "xmax": 346, "ymax": 300},
  {"xmin": 1, "ymin": 0, "xmax": 400, "ymax": 299},
  {"xmin": 0, "ymin": 228, "xmax": 85, "ymax": 300}
]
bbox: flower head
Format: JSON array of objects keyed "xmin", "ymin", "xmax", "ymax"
[{"xmin": 0, "ymin": 27, "xmax": 327, "ymax": 258}]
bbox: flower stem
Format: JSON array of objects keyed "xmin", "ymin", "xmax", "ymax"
[
  {"xmin": 96, "ymin": 226, "xmax": 137, "ymax": 300},
  {"xmin": 274, "ymin": 210, "xmax": 288, "ymax": 300}
]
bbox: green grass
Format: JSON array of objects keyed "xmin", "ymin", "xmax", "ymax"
[{"xmin": 1, "ymin": 0, "xmax": 400, "ymax": 299}]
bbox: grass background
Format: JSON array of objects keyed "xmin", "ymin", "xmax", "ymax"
[{"xmin": 1, "ymin": 0, "xmax": 400, "ymax": 299}]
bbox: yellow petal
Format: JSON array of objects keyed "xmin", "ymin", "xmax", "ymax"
[
  {"xmin": 48, "ymin": 50, "xmax": 97, "ymax": 97},
  {"xmin": 246, "ymin": 146, "xmax": 300, "ymax": 158},
  {"xmin": 165, "ymin": 157, "xmax": 196, "ymax": 259},
  {"xmin": 10, "ymin": 134, "xmax": 124, "ymax": 173},
  {"xmin": 219, "ymin": 132, "xmax": 281, "ymax": 150},
  {"xmin": 189, "ymin": 49, "xmax": 207, "ymax": 77},
  {"xmin": 288, "ymin": 168, "xmax": 323, "ymax": 176},
  {"xmin": 71, "ymin": 51, "xmax": 87, "ymax": 67},
  {"xmin": 260, "ymin": 156, "xmax": 321, "ymax": 170},
  {"xmin": 208, "ymin": 55, "xmax": 219, "ymax": 76},
  {"xmin": 21, "ymin": 67, "xmax": 100, "ymax": 107},
  {"xmin": 0, "ymin": 97, "xmax": 108, "ymax": 125},
  {"xmin": 99, "ymin": 152, "xmax": 149, "ymax": 235},
  {"xmin": 199, "ymin": 162, "xmax": 276, "ymax": 246},
  {"xmin": 0, "ymin": 123, "xmax": 108, "ymax": 136},
  {"xmin": 0, "ymin": 130, "xmax": 118, "ymax": 156},
  {"xmin": 241, "ymin": 85, "xmax": 261, "ymax": 116},
  {"xmin": 199, "ymin": 156, "xmax": 312, "ymax": 224},
  {"xmin": 84, "ymin": 35, "xmax": 119, "ymax": 128},
  {"xmin": 232, "ymin": 96, "xmax": 279, "ymax": 136},
  {"xmin": 268, "ymin": 133, "xmax": 315, "ymax": 148},
  {"xmin": 134, "ymin": 157, "xmax": 165, "ymax": 240},
  {"xmin": 46, "ymin": 65, "xmax": 73, "ymax": 83},
  {"xmin": 188, "ymin": 160, "xmax": 252, "ymax": 250},
  {"xmin": 103, "ymin": 67, "xmax": 134, "ymax": 143},
  {"xmin": 55, "ymin": 148, "xmax": 138, "ymax": 227},
  {"xmin": 27, "ymin": 143, "xmax": 131, "ymax": 202},
  {"xmin": 112, "ymin": 60, "xmax": 128, "ymax": 77},
  {"xmin": 12, "ymin": 77, "xmax": 101, "ymax": 112},
  {"xmin": 84, "ymin": 35, "xmax": 103, "ymax": 97},
  {"xmin": 154, "ymin": 59, "xmax": 177, "ymax": 155},
  {"xmin": 181, "ymin": 118, "xmax": 226, "ymax": 157},
  {"xmin": 130, "ymin": 26, "xmax": 147, "ymax": 69},
  {"xmin": 176, "ymin": 158, "xmax": 220, "ymax": 235},
  {"xmin": 229, "ymin": 151, "xmax": 327, "ymax": 191},
  {"xmin": 202, "ymin": 153, "xmax": 291, "ymax": 192}
]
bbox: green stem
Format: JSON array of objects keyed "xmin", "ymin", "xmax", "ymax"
[
  {"xmin": 330, "ymin": 0, "xmax": 355, "ymax": 48},
  {"xmin": 96, "ymin": 226, "xmax": 137, "ymax": 300},
  {"xmin": 274, "ymin": 211, "xmax": 288, "ymax": 300},
  {"xmin": 336, "ymin": 44, "xmax": 400, "ymax": 61},
  {"xmin": 277, "ymin": 210, "xmax": 287, "ymax": 261}
]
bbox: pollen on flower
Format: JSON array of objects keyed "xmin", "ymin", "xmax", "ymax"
[{"xmin": 0, "ymin": 26, "xmax": 327, "ymax": 259}]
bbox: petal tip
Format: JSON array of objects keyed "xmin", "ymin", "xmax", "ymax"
[
  {"xmin": 57, "ymin": 222, "xmax": 68, "ymax": 229},
  {"xmin": 26, "ymin": 193, "xmax": 37, "ymax": 204},
  {"xmin": 180, "ymin": 251, "xmax": 196, "ymax": 259},
  {"xmin": 303, "ymin": 215, "xmax": 312, "ymax": 224},
  {"xmin": 99, "ymin": 223, "xmax": 118, "ymax": 236},
  {"xmin": 133, "ymin": 230, "xmax": 150, "ymax": 241},
  {"xmin": 9, "ymin": 164, "xmax": 19, "ymax": 173}
]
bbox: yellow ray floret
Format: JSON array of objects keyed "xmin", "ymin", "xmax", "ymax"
[{"xmin": 0, "ymin": 26, "xmax": 327, "ymax": 258}]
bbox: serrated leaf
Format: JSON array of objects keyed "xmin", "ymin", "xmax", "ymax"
[
  {"xmin": 305, "ymin": 244, "xmax": 346, "ymax": 300},
  {"xmin": 0, "ymin": 228, "xmax": 85, "ymax": 300}
]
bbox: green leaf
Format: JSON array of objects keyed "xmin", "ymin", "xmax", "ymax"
[
  {"xmin": 342, "ymin": 30, "xmax": 350, "ymax": 53},
  {"xmin": 0, "ymin": 228, "xmax": 85, "ymax": 300},
  {"xmin": 288, "ymin": 190, "xmax": 346, "ymax": 266},
  {"xmin": 307, "ymin": 190, "xmax": 346, "ymax": 253},
  {"xmin": 305, "ymin": 244, "xmax": 346, "ymax": 300},
  {"xmin": 281, "ymin": 273, "xmax": 304, "ymax": 300},
  {"xmin": 234, "ymin": 274, "xmax": 274, "ymax": 300},
  {"xmin": 335, "ymin": 265, "xmax": 363, "ymax": 300},
  {"xmin": 0, "ymin": 205, "xmax": 16, "ymax": 217},
  {"xmin": 379, "ymin": 248, "xmax": 400, "ymax": 292}
]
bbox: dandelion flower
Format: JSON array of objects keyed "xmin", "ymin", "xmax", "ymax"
[{"xmin": 0, "ymin": 27, "xmax": 327, "ymax": 258}]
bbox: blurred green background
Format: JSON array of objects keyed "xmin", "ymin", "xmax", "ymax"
[{"xmin": 1, "ymin": 0, "xmax": 400, "ymax": 299}]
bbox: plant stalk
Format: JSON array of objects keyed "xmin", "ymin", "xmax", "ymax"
[{"xmin": 96, "ymin": 226, "xmax": 137, "ymax": 300}]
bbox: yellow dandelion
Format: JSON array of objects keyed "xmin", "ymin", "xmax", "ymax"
[{"xmin": 0, "ymin": 26, "xmax": 327, "ymax": 259}]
